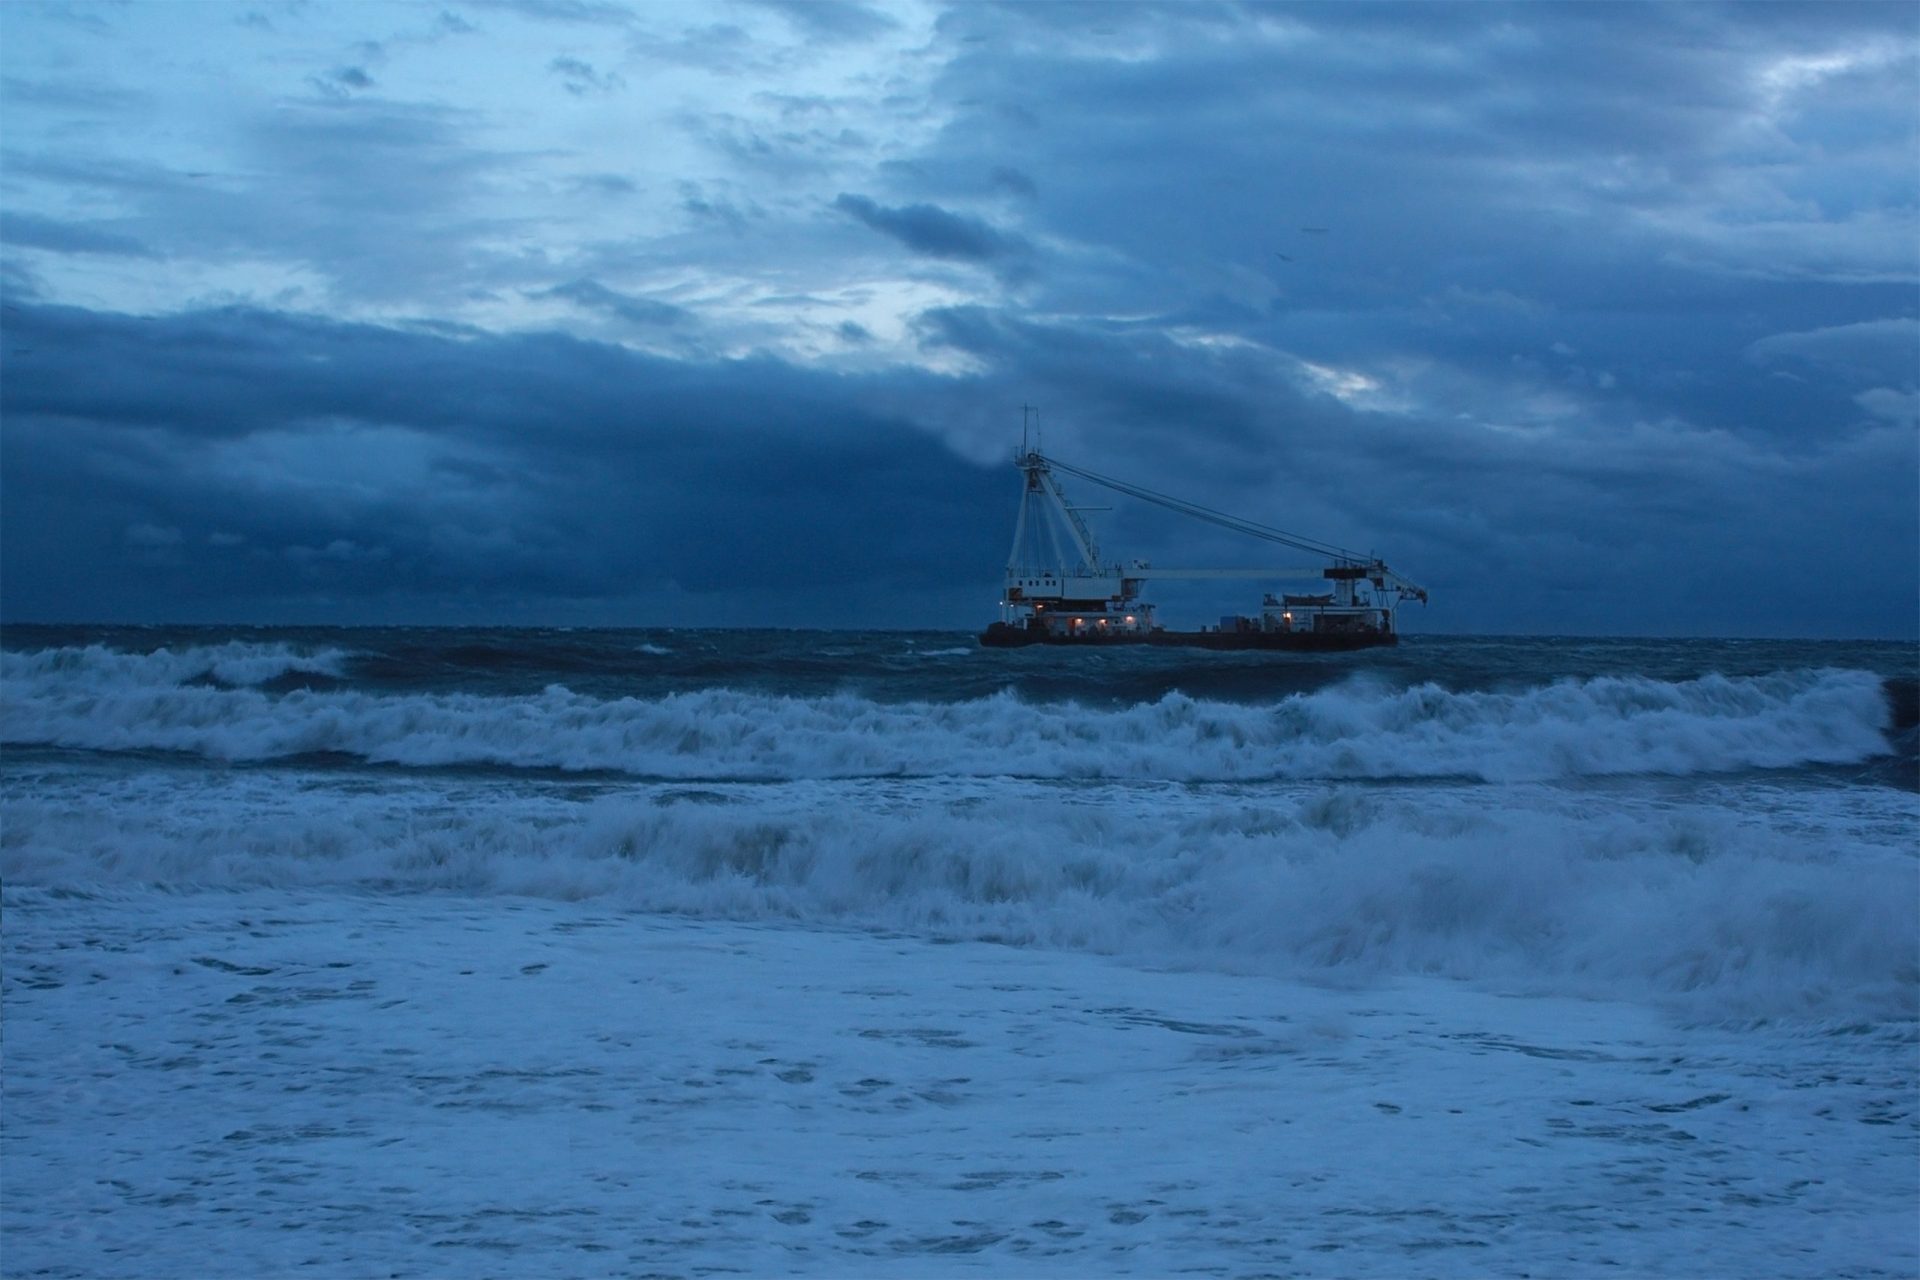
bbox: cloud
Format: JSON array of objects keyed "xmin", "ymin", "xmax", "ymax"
[
  {"xmin": 0, "ymin": 0, "xmax": 1912, "ymax": 634},
  {"xmin": 310, "ymin": 66, "xmax": 377, "ymax": 97},
  {"xmin": 0, "ymin": 212, "xmax": 156, "ymax": 258},
  {"xmin": 746, "ymin": 0, "xmax": 898, "ymax": 43},
  {"xmin": 7, "ymin": 93, "xmax": 521, "ymax": 308},
  {"xmin": 124, "ymin": 522, "xmax": 183, "ymax": 548},
  {"xmin": 1, "ymin": 296, "xmax": 1913, "ymax": 635},
  {"xmin": 534, "ymin": 279, "xmax": 692, "ymax": 328},
  {"xmin": 990, "ymin": 166, "xmax": 1037, "ymax": 199},
  {"xmin": 679, "ymin": 182, "xmax": 751, "ymax": 233},
  {"xmin": 574, "ymin": 172, "xmax": 637, "ymax": 196},
  {"xmin": 1856, "ymin": 386, "xmax": 1919, "ymax": 427},
  {"xmin": 0, "ymin": 75, "xmax": 144, "ymax": 112},
  {"xmin": 0, "ymin": 300, "xmax": 1009, "ymax": 624},
  {"xmin": 833, "ymin": 193, "xmax": 1028, "ymax": 264},
  {"xmin": 548, "ymin": 56, "xmax": 625, "ymax": 96},
  {"xmin": 462, "ymin": 0, "xmax": 637, "ymax": 26},
  {"xmin": 1747, "ymin": 319, "xmax": 1920, "ymax": 384}
]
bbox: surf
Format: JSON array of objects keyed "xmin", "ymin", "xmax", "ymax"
[{"xmin": 2, "ymin": 643, "xmax": 1899, "ymax": 784}]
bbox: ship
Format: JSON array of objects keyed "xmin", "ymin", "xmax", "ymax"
[{"xmin": 979, "ymin": 441, "xmax": 1427, "ymax": 650}]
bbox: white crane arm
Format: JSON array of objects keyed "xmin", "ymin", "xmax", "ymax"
[{"xmin": 1129, "ymin": 567, "xmax": 1328, "ymax": 581}]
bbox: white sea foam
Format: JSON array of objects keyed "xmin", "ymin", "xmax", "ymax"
[
  {"xmin": 0, "ymin": 644, "xmax": 1894, "ymax": 783},
  {"xmin": 10, "ymin": 889, "xmax": 1911, "ymax": 1280},
  {"xmin": 2, "ymin": 641, "xmax": 352, "ymax": 693},
  {"xmin": 5, "ymin": 777, "xmax": 1913, "ymax": 1021}
]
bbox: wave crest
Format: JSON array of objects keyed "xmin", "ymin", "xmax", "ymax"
[
  {"xmin": 4, "ymin": 641, "xmax": 352, "ymax": 693},
  {"xmin": 5, "ymin": 788, "xmax": 1911, "ymax": 1022},
  {"xmin": 0, "ymin": 645, "xmax": 1894, "ymax": 783}
]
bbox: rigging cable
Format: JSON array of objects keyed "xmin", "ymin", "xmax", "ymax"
[{"xmin": 1042, "ymin": 456, "xmax": 1360, "ymax": 564}]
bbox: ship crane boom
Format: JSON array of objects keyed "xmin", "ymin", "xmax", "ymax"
[
  {"xmin": 1041, "ymin": 456, "xmax": 1354, "ymax": 563},
  {"xmin": 1036, "ymin": 453, "xmax": 1428, "ymax": 602},
  {"xmin": 1130, "ymin": 567, "xmax": 1329, "ymax": 580}
]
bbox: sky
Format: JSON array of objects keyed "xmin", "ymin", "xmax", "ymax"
[{"xmin": 1, "ymin": 0, "xmax": 1915, "ymax": 636}]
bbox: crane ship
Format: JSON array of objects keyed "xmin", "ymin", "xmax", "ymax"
[{"xmin": 980, "ymin": 445, "xmax": 1427, "ymax": 650}]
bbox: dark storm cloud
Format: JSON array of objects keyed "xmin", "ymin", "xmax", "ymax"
[
  {"xmin": 907, "ymin": 302, "xmax": 1915, "ymax": 637},
  {"xmin": 2, "ymin": 291, "xmax": 1912, "ymax": 635},
  {"xmin": 891, "ymin": 0, "xmax": 1917, "ymax": 467},
  {"xmin": 0, "ymin": 301, "xmax": 1008, "ymax": 624},
  {"xmin": 920, "ymin": 1, "xmax": 1916, "ymax": 281},
  {"xmin": 833, "ymin": 194, "xmax": 1028, "ymax": 264}
]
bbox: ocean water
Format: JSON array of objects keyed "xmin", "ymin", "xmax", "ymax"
[{"xmin": 3, "ymin": 626, "xmax": 1915, "ymax": 1278}]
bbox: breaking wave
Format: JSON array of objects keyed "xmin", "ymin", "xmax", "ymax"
[
  {"xmin": 0, "ymin": 643, "xmax": 1895, "ymax": 783},
  {"xmin": 5, "ymin": 641, "xmax": 353, "ymax": 692},
  {"xmin": 4, "ymin": 783, "xmax": 1913, "ymax": 1023}
]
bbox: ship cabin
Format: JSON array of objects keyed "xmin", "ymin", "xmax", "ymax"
[{"xmin": 1003, "ymin": 571, "xmax": 1157, "ymax": 637}]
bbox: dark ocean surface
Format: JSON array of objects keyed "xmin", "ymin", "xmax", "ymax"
[{"xmin": 9, "ymin": 624, "xmax": 1916, "ymax": 704}]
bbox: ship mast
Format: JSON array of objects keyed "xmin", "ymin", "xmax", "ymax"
[{"xmin": 1008, "ymin": 448, "xmax": 1104, "ymax": 578}]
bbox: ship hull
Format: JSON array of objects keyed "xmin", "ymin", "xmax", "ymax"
[{"xmin": 979, "ymin": 623, "xmax": 1395, "ymax": 651}]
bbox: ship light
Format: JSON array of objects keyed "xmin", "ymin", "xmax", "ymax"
[{"xmin": 1125, "ymin": 615, "xmax": 1135, "ymax": 623}]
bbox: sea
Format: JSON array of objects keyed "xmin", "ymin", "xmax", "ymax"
[{"xmin": 3, "ymin": 625, "xmax": 1916, "ymax": 1279}]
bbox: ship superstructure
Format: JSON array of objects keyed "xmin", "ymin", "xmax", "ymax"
[{"xmin": 981, "ymin": 444, "xmax": 1427, "ymax": 650}]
